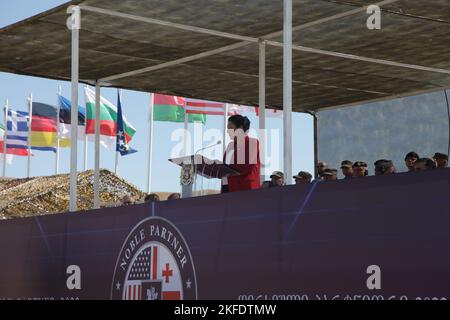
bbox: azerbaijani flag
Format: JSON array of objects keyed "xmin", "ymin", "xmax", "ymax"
[
  {"xmin": 153, "ymin": 94, "xmax": 206, "ymax": 124},
  {"xmin": 84, "ymin": 86, "xmax": 136, "ymax": 149}
]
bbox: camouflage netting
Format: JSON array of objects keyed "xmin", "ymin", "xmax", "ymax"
[
  {"xmin": 0, "ymin": 0, "xmax": 449, "ymax": 111},
  {"xmin": 0, "ymin": 169, "xmax": 147, "ymax": 219}
]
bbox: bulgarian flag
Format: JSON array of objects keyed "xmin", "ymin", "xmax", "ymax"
[
  {"xmin": 153, "ymin": 94, "xmax": 206, "ymax": 124},
  {"xmin": 84, "ymin": 87, "xmax": 136, "ymax": 149}
]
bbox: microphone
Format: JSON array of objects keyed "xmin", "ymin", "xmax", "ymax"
[
  {"xmin": 195, "ymin": 140, "xmax": 222, "ymax": 156},
  {"xmin": 194, "ymin": 140, "xmax": 222, "ymax": 164},
  {"xmin": 191, "ymin": 141, "xmax": 222, "ymax": 187}
]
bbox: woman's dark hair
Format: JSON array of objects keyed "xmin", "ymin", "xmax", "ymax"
[{"xmin": 228, "ymin": 115, "xmax": 250, "ymax": 132}]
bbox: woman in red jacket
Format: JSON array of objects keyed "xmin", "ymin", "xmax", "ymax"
[{"xmin": 221, "ymin": 115, "xmax": 261, "ymax": 193}]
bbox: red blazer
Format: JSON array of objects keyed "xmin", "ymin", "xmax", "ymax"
[{"xmin": 224, "ymin": 135, "xmax": 261, "ymax": 192}]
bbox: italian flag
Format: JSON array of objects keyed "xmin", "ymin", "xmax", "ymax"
[
  {"xmin": 84, "ymin": 87, "xmax": 136, "ymax": 149},
  {"xmin": 154, "ymin": 94, "xmax": 206, "ymax": 124}
]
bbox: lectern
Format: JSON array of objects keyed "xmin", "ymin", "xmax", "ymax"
[{"xmin": 169, "ymin": 154, "xmax": 240, "ymax": 197}]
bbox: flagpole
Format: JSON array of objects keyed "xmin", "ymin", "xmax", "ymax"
[
  {"xmin": 56, "ymin": 85, "xmax": 61, "ymax": 175},
  {"xmin": 146, "ymin": 93, "xmax": 154, "ymax": 193},
  {"xmin": 184, "ymin": 111, "xmax": 189, "ymax": 156},
  {"xmin": 84, "ymin": 86, "xmax": 88, "ymax": 172},
  {"xmin": 2, "ymin": 99, "xmax": 8, "ymax": 177},
  {"xmin": 93, "ymin": 83, "xmax": 101, "ymax": 209},
  {"xmin": 114, "ymin": 89, "xmax": 121, "ymax": 175},
  {"xmin": 181, "ymin": 108, "xmax": 192, "ymax": 198},
  {"xmin": 84, "ymin": 133, "xmax": 88, "ymax": 172},
  {"xmin": 114, "ymin": 146, "xmax": 119, "ymax": 174},
  {"xmin": 27, "ymin": 93, "xmax": 33, "ymax": 178}
]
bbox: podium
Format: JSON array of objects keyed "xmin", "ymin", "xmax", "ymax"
[{"xmin": 169, "ymin": 154, "xmax": 240, "ymax": 198}]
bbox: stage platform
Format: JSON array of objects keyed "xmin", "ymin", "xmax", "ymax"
[{"xmin": 0, "ymin": 169, "xmax": 448, "ymax": 300}]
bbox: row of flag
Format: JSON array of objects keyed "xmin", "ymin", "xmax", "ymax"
[
  {"xmin": 152, "ymin": 94, "xmax": 283, "ymax": 121},
  {"xmin": 0, "ymin": 87, "xmax": 138, "ymax": 164},
  {"xmin": 1, "ymin": 87, "xmax": 282, "ymax": 165}
]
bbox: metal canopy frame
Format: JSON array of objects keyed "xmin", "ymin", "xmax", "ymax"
[{"xmin": 79, "ymin": 1, "xmax": 450, "ymax": 87}]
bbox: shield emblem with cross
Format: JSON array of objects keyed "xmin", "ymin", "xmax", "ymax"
[
  {"xmin": 111, "ymin": 217, "xmax": 197, "ymax": 300},
  {"xmin": 122, "ymin": 243, "xmax": 182, "ymax": 300}
]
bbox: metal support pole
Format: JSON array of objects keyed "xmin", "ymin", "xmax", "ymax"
[
  {"xmin": 56, "ymin": 85, "xmax": 61, "ymax": 174},
  {"xmin": 69, "ymin": 5, "xmax": 80, "ymax": 212},
  {"xmin": 2, "ymin": 99, "xmax": 8, "ymax": 177},
  {"xmin": 313, "ymin": 113, "xmax": 319, "ymax": 179},
  {"xmin": 259, "ymin": 40, "xmax": 266, "ymax": 183},
  {"xmin": 93, "ymin": 82, "xmax": 101, "ymax": 209},
  {"xmin": 27, "ymin": 93, "xmax": 33, "ymax": 178},
  {"xmin": 283, "ymin": 0, "xmax": 293, "ymax": 185},
  {"xmin": 223, "ymin": 103, "xmax": 229, "ymax": 154},
  {"xmin": 146, "ymin": 93, "xmax": 154, "ymax": 193}
]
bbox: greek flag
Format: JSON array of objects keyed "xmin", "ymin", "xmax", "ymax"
[
  {"xmin": 6, "ymin": 109, "xmax": 55, "ymax": 152},
  {"xmin": 6, "ymin": 109, "xmax": 29, "ymax": 150}
]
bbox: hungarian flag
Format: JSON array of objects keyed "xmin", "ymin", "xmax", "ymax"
[
  {"xmin": 153, "ymin": 94, "xmax": 205, "ymax": 124},
  {"xmin": 84, "ymin": 87, "xmax": 136, "ymax": 149}
]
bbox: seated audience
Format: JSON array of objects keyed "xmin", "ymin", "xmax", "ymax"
[
  {"xmin": 122, "ymin": 195, "xmax": 135, "ymax": 206},
  {"xmin": 413, "ymin": 158, "xmax": 437, "ymax": 171},
  {"xmin": 353, "ymin": 161, "xmax": 368, "ymax": 177},
  {"xmin": 404, "ymin": 151, "xmax": 419, "ymax": 172},
  {"xmin": 340, "ymin": 160, "xmax": 354, "ymax": 179},
  {"xmin": 433, "ymin": 152, "xmax": 448, "ymax": 169},
  {"xmin": 144, "ymin": 193, "xmax": 160, "ymax": 203},
  {"xmin": 168, "ymin": 193, "xmax": 181, "ymax": 200},
  {"xmin": 322, "ymin": 168, "xmax": 338, "ymax": 181},
  {"xmin": 316, "ymin": 162, "xmax": 328, "ymax": 180},
  {"xmin": 374, "ymin": 159, "xmax": 396, "ymax": 176},
  {"xmin": 293, "ymin": 171, "xmax": 312, "ymax": 184},
  {"xmin": 262, "ymin": 171, "xmax": 285, "ymax": 188}
]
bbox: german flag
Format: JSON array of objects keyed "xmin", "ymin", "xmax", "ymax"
[{"xmin": 30, "ymin": 102, "xmax": 58, "ymax": 152}]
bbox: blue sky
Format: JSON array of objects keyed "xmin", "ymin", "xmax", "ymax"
[{"xmin": 0, "ymin": 0, "xmax": 314, "ymax": 193}]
